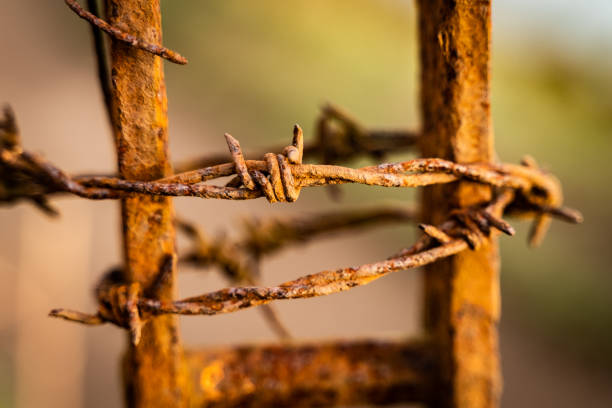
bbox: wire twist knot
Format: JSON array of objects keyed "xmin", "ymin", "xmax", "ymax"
[
  {"xmin": 225, "ymin": 125, "xmax": 304, "ymax": 203},
  {"xmin": 95, "ymin": 269, "xmax": 145, "ymax": 345}
]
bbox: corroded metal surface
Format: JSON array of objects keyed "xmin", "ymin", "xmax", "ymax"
[
  {"xmin": 105, "ymin": 0, "xmax": 188, "ymax": 406},
  {"xmin": 185, "ymin": 339, "xmax": 435, "ymax": 407},
  {"xmin": 418, "ymin": 1, "xmax": 501, "ymax": 407}
]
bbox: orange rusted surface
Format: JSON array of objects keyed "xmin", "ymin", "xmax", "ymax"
[
  {"xmin": 417, "ymin": 1, "xmax": 501, "ymax": 407},
  {"xmin": 185, "ymin": 339, "xmax": 435, "ymax": 407},
  {"xmin": 105, "ymin": 0, "xmax": 188, "ymax": 406}
]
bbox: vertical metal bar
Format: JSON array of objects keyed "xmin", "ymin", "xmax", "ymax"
[
  {"xmin": 417, "ymin": 1, "xmax": 501, "ymax": 407},
  {"xmin": 105, "ymin": 1, "xmax": 188, "ymax": 406}
]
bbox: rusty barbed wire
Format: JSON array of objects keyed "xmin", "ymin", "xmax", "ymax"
[
  {"xmin": 36, "ymin": 204, "xmax": 418, "ymax": 342},
  {"xmin": 0, "ymin": 130, "xmax": 553, "ymax": 201},
  {"xmin": 0, "ymin": 107, "xmax": 420, "ymax": 207},
  {"xmin": 46, "ymin": 193, "xmax": 497, "ymax": 339},
  {"xmin": 1, "ymin": 106, "xmax": 581, "ymax": 233},
  {"xmin": 1, "ymin": 106, "xmax": 581, "ymax": 242},
  {"xmin": 77, "ymin": 134, "xmax": 571, "ymax": 217},
  {"xmin": 65, "ymin": 0, "xmax": 188, "ymax": 64},
  {"xmin": 48, "ymin": 187, "xmax": 580, "ymax": 344}
]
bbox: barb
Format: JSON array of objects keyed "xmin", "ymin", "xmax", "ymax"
[
  {"xmin": 224, "ymin": 125, "xmax": 304, "ymax": 203},
  {"xmin": 496, "ymin": 156, "xmax": 568, "ymax": 247},
  {"xmin": 0, "ymin": 105, "xmax": 19, "ymax": 150},
  {"xmin": 419, "ymin": 224, "xmax": 452, "ymax": 244},
  {"xmin": 49, "ymin": 309, "xmax": 105, "ymax": 325},
  {"xmin": 65, "ymin": 0, "xmax": 188, "ymax": 65}
]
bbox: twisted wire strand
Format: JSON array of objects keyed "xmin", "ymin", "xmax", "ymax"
[
  {"xmin": 1, "ymin": 106, "xmax": 582, "ymax": 245},
  {"xmin": 49, "ymin": 188, "xmax": 580, "ymax": 344},
  {"xmin": 2, "ymin": 119, "xmax": 582, "ymax": 230}
]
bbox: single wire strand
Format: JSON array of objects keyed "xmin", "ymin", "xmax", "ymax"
[{"xmin": 65, "ymin": 0, "xmax": 188, "ymax": 64}]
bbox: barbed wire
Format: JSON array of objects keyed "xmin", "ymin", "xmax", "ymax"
[
  {"xmin": 0, "ymin": 113, "xmax": 574, "ymax": 213},
  {"xmin": 1, "ymin": 94, "xmax": 581, "ymax": 345},
  {"xmin": 49, "ymin": 187, "xmax": 581, "ymax": 345},
  {"xmin": 0, "ymin": 105, "xmax": 417, "ymax": 208},
  {"xmin": 45, "ymin": 191, "xmax": 493, "ymax": 342}
]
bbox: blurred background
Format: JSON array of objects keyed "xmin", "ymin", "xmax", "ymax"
[{"xmin": 1, "ymin": 0, "xmax": 611, "ymax": 407}]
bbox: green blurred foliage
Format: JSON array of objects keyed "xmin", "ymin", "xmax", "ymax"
[
  {"xmin": 162, "ymin": 0, "xmax": 418, "ymax": 146},
  {"xmin": 494, "ymin": 53, "xmax": 612, "ymax": 370}
]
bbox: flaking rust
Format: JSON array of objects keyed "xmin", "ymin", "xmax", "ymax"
[
  {"xmin": 105, "ymin": 0, "xmax": 188, "ymax": 406},
  {"xmin": 419, "ymin": 1, "xmax": 502, "ymax": 407},
  {"xmin": 186, "ymin": 339, "xmax": 436, "ymax": 407}
]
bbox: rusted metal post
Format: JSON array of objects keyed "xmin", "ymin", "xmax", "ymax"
[
  {"xmin": 105, "ymin": 0, "xmax": 188, "ymax": 406},
  {"xmin": 185, "ymin": 339, "xmax": 435, "ymax": 407},
  {"xmin": 417, "ymin": 1, "xmax": 500, "ymax": 408}
]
